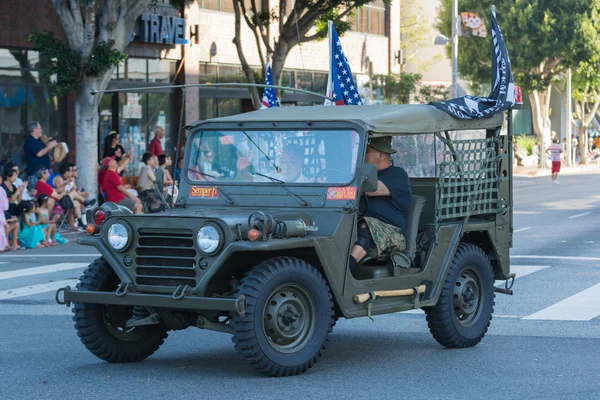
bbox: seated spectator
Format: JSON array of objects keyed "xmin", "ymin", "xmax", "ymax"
[
  {"xmin": 175, "ymin": 157, "xmax": 184, "ymax": 182},
  {"xmin": 5, "ymin": 163, "xmax": 34, "ymax": 201},
  {"xmin": 35, "ymin": 167, "xmax": 85, "ymax": 231},
  {"xmin": 102, "ymin": 131, "xmax": 125, "ymax": 158},
  {"xmin": 103, "ymin": 158, "xmax": 142, "ymax": 214},
  {"xmin": 0, "ymin": 172, "xmax": 21, "ymax": 251},
  {"xmin": 2, "ymin": 168, "xmax": 25, "ymax": 216},
  {"xmin": 67, "ymin": 163, "xmax": 90, "ymax": 199},
  {"xmin": 138, "ymin": 153, "xmax": 164, "ymax": 213},
  {"xmin": 157, "ymin": 154, "xmax": 173, "ymax": 193}
]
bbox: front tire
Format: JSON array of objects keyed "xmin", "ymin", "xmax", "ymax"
[
  {"xmin": 424, "ymin": 243, "xmax": 495, "ymax": 348},
  {"xmin": 231, "ymin": 257, "xmax": 335, "ymax": 377},
  {"xmin": 72, "ymin": 258, "xmax": 168, "ymax": 363}
]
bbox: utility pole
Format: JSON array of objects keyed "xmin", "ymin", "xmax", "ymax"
[
  {"xmin": 566, "ymin": 68, "xmax": 573, "ymax": 166},
  {"xmin": 452, "ymin": 0, "xmax": 459, "ymax": 97}
]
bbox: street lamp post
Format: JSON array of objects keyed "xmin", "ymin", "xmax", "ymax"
[
  {"xmin": 433, "ymin": 0, "xmax": 459, "ymax": 98},
  {"xmin": 451, "ymin": 0, "xmax": 458, "ymax": 98}
]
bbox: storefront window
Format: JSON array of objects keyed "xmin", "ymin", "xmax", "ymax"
[
  {"xmin": 126, "ymin": 58, "xmax": 147, "ymax": 81},
  {"xmin": 281, "ymin": 69, "xmax": 295, "ymax": 88},
  {"xmin": 199, "ymin": 64, "xmax": 218, "ymax": 84},
  {"xmin": 313, "ymin": 72, "xmax": 328, "ymax": 94},
  {"xmin": 119, "ymin": 92, "xmax": 148, "ymax": 175},
  {"xmin": 353, "ymin": 0, "xmax": 386, "ymax": 36},
  {"xmin": 219, "ymin": 65, "xmax": 243, "ymax": 83},
  {"xmin": 0, "ymin": 48, "xmax": 66, "ymax": 168},
  {"xmin": 295, "ymin": 71, "xmax": 313, "ymax": 91},
  {"xmin": 148, "ymin": 59, "xmax": 175, "ymax": 83}
]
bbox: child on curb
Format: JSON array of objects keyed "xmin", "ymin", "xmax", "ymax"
[
  {"xmin": 38, "ymin": 195, "xmax": 57, "ymax": 246},
  {"xmin": 17, "ymin": 200, "xmax": 46, "ymax": 248},
  {"xmin": 38, "ymin": 195, "xmax": 68, "ymax": 245}
]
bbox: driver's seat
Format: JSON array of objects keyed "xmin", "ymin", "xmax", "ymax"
[{"xmin": 353, "ymin": 195, "xmax": 427, "ymax": 279}]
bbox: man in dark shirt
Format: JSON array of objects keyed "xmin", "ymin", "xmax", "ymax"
[
  {"xmin": 23, "ymin": 121, "xmax": 58, "ymax": 188},
  {"xmin": 349, "ymin": 136, "xmax": 412, "ymax": 270}
]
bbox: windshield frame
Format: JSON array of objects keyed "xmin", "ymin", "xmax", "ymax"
[{"xmin": 182, "ymin": 123, "xmax": 366, "ymax": 188}]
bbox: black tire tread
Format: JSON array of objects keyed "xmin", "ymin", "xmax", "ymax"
[
  {"xmin": 424, "ymin": 243, "xmax": 495, "ymax": 348},
  {"xmin": 73, "ymin": 257, "xmax": 168, "ymax": 363},
  {"xmin": 231, "ymin": 256, "xmax": 335, "ymax": 377}
]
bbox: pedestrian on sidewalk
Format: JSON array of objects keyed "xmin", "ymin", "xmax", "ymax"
[{"xmin": 547, "ymin": 138, "xmax": 563, "ymax": 184}]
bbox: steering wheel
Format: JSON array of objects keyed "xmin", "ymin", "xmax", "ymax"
[{"xmin": 313, "ymin": 168, "xmax": 353, "ymax": 183}]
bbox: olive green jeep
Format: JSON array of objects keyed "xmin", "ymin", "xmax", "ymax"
[{"xmin": 58, "ymin": 104, "xmax": 516, "ymax": 376}]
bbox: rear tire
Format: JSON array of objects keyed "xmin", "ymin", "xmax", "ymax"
[
  {"xmin": 231, "ymin": 257, "xmax": 335, "ymax": 377},
  {"xmin": 424, "ymin": 243, "xmax": 495, "ymax": 348},
  {"xmin": 72, "ymin": 258, "xmax": 168, "ymax": 363}
]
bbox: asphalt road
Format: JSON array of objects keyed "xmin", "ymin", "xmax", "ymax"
[{"xmin": 1, "ymin": 173, "xmax": 599, "ymax": 400}]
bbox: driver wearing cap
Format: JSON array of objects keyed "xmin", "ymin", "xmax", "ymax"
[{"xmin": 349, "ymin": 136, "xmax": 412, "ymax": 271}]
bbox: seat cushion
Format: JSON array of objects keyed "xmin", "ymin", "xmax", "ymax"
[{"xmin": 404, "ymin": 195, "xmax": 426, "ymax": 260}]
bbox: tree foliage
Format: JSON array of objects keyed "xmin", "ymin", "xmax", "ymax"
[
  {"xmin": 27, "ymin": 32, "xmax": 126, "ymax": 97},
  {"xmin": 233, "ymin": 0, "xmax": 391, "ymax": 108},
  {"xmin": 436, "ymin": 0, "xmax": 600, "ymax": 92}
]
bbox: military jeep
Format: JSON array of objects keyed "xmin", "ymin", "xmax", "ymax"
[{"xmin": 58, "ymin": 104, "xmax": 516, "ymax": 376}]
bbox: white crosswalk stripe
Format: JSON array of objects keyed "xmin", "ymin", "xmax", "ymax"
[
  {"xmin": 0, "ymin": 279, "xmax": 79, "ymax": 300},
  {"xmin": 0, "ymin": 263, "xmax": 87, "ymax": 281},
  {"xmin": 0, "ymin": 261, "xmax": 598, "ymax": 322},
  {"xmin": 523, "ymin": 282, "xmax": 600, "ymax": 321}
]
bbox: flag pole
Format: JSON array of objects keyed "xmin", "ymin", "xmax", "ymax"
[{"xmin": 324, "ymin": 21, "xmax": 333, "ymax": 105}]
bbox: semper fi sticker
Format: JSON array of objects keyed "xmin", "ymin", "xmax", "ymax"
[
  {"xmin": 326, "ymin": 186, "xmax": 357, "ymax": 200},
  {"xmin": 190, "ymin": 186, "xmax": 219, "ymax": 199}
]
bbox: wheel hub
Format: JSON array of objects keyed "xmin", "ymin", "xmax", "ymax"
[
  {"xmin": 452, "ymin": 267, "xmax": 482, "ymax": 326},
  {"xmin": 263, "ymin": 285, "xmax": 315, "ymax": 353}
]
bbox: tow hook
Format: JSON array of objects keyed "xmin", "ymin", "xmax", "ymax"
[
  {"xmin": 494, "ymin": 273, "xmax": 515, "ymax": 295},
  {"xmin": 55, "ymin": 286, "xmax": 71, "ymax": 307}
]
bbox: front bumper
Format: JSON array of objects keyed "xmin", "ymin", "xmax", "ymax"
[{"xmin": 57, "ymin": 286, "xmax": 246, "ymax": 316}]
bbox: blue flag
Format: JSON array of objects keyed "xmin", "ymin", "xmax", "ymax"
[
  {"xmin": 430, "ymin": 5, "xmax": 516, "ymax": 119},
  {"xmin": 261, "ymin": 63, "xmax": 279, "ymax": 109},
  {"xmin": 325, "ymin": 21, "xmax": 363, "ymax": 106}
]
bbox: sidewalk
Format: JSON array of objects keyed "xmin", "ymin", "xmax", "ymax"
[{"xmin": 514, "ymin": 162, "xmax": 600, "ymax": 177}]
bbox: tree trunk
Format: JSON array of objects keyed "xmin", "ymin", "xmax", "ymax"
[
  {"xmin": 529, "ymin": 89, "xmax": 552, "ymax": 168},
  {"xmin": 271, "ymin": 40, "xmax": 291, "ymax": 97},
  {"xmin": 578, "ymin": 125, "xmax": 588, "ymax": 165},
  {"xmin": 75, "ymin": 77, "xmax": 106, "ymax": 201}
]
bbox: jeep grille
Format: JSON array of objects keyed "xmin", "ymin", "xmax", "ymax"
[{"xmin": 134, "ymin": 228, "xmax": 198, "ymax": 287}]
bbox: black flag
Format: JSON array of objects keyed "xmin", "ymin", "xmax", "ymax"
[{"xmin": 431, "ymin": 5, "xmax": 515, "ymax": 119}]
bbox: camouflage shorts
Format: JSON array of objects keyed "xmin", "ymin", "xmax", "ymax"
[{"xmin": 362, "ymin": 217, "xmax": 406, "ymax": 257}]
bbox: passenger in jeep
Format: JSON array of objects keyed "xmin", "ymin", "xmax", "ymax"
[{"xmin": 349, "ymin": 136, "xmax": 412, "ymax": 270}]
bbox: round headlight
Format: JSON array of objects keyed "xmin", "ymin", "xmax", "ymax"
[
  {"xmin": 197, "ymin": 224, "xmax": 221, "ymax": 254},
  {"xmin": 107, "ymin": 223, "xmax": 129, "ymax": 250}
]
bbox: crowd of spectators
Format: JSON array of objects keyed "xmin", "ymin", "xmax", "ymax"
[{"xmin": 0, "ymin": 123, "xmax": 180, "ymax": 252}]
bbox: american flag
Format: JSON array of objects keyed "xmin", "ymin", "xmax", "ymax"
[
  {"xmin": 261, "ymin": 63, "xmax": 280, "ymax": 109},
  {"xmin": 325, "ymin": 21, "xmax": 363, "ymax": 106}
]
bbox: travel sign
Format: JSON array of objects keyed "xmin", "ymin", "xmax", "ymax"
[{"xmin": 139, "ymin": 12, "xmax": 187, "ymax": 45}]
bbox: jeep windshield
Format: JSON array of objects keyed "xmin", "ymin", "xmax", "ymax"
[{"xmin": 186, "ymin": 130, "xmax": 360, "ymax": 184}]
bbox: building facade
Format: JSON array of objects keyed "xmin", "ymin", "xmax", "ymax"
[{"xmin": 0, "ymin": 0, "xmax": 410, "ymax": 169}]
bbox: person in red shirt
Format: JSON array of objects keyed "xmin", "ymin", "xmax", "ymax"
[
  {"xmin": 148, "ymin": 126, "xmax": 165, "ymax": 157},
  {"xmin": 103, "ymin": 158, "xmax": 142, "ymax": 214},
  {"xmin": 34, "ymin": 167, "xmax": 65, "ymax": 215}
]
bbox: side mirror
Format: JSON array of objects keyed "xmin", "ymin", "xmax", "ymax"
[{"xmin": 357, "ymin": 163, "xmax": 378, "ymax": 193}]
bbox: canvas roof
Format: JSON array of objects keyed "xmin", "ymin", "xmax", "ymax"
[{"xmin": 190, "ymin": 104, "xmax": 506, "ymax": 135}]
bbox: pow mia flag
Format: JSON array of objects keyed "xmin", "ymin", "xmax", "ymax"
[{"xmin": 431, "ymin": 5, "xmax": 515, "ymax": 119}]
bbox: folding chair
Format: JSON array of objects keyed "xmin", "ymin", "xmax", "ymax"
[{"xmin": 52, "ymin": 205, "xmax": 71, "ymax": 232}]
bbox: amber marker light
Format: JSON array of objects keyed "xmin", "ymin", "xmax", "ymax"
[
  {"xmin": 86, "ymin": 224, "xmax": 97, "ymax": 235},
  {"xmin": 248, "ymin": 228, "xmax": 261, "ymax": 241}
]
